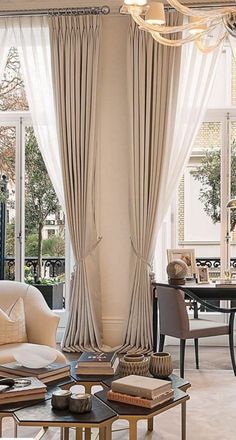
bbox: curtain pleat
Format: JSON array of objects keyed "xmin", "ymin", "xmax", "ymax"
[
  {"xmin": 49, "ymin": 15, "xmax": 102, "ymax": 352},
  {"xmin": 120, "ymin": 13, "xmax": 183, "ymax": 353}
]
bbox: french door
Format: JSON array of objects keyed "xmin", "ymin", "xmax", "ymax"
[{"xmin": 0, "ymin": 112, "xmax": 31, "ymax": 281}]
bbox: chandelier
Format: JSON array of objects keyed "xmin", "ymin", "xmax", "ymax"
[{"xmin": 121, "ymin": 0, "xmax": 236, "ymax": 52}]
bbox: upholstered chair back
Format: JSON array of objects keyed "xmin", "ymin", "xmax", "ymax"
[
  {"xmin": 0, "ymin": 280, "xmax": 59, "ymax": 347},
  {"xmin": 157, "ymin": 286, "xmax": 189, "ymax": 339}
]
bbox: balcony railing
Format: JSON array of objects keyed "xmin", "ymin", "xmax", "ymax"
[{"xmin": 4, "ymin": 257, "xmax": 65, "ymax": 281}]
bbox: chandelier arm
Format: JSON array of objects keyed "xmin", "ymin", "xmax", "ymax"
[
  {"xmin": 150, "ymin": 30, "xmax": 205, "ymax": 46},
  {"xmin": 166, "ymin": 0, "xmax": 236, "ymax": 18},
  {"xmin": 195, "ymin": 32, "xmax": 227, "ymax": 53},
  {"xmin": 133, "ymin": 13, "xmax": 222, "ymax": 35}
]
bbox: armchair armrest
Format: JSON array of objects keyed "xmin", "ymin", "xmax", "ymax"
[{"xmin": 26, "ymin": 308, "xmax": 60, "ymax": 348}]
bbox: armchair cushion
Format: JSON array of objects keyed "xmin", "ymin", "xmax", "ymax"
[
  {"xmin": 0, "ymin": 297, "xmax": 27, "ymax": 345},
  {"xmin": 187, "ymin": 318, "xmax": 229, "ymax": 338}
]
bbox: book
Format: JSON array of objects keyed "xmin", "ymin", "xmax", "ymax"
[
  {"xmin": 0, "ymin": 377, "xmax": 46, "ymax": 398},
  {"xmin": 76, "ymin": 357, "xmax": 119, "ymax": 376},
  {"xmin": 76, "ymin": 351, "xmax": 118, "ymax": 367},
  {"xmin": 0, "ymin": 392, "xmax": 46, "ymax": 405},
  {"xmin": 111, "ymin": 375, "xmax": 172, "ymax": 399},
  {"xmin": 0, "ymin": 377, "xmax": 46, "ymax": 405},
  {"xmin": 0, "ymin": 369, "xmax": 71, "ymax": 384},
  {"xmin": 107, "ymin": 389, "xmax": 174, "ymax": 408},
  {"xmin": 0, "ymin": 362, "xmax": 70, "ymax": 379},
  {"xmin": 76, "ymin": 351, "xmax": 119, "ymax": 375}
]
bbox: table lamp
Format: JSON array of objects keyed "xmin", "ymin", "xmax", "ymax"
[{"xmin": 225, "ymin": 198, "xmax": 236, "ymax": 277}]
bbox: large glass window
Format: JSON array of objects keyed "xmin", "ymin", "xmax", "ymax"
[{"xmin": 0, "ymin": 47, "xmax": 65, "ymax": 310}]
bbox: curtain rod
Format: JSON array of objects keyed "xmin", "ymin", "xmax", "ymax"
[{"xmin": 0, "ymin": 5, "xmax": 110, "ymax": 18}]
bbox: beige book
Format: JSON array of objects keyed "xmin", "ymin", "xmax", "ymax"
[
  {"xmin": 111, "ymin": 375, "xmax": 171, "ymax": 399},
  {"xmin": 107, "ymin": 389, "xmax": 174, "ymax": 408},
  {"xmin": 0, "ymin": 392, "xmax": 46, "ymax": 405}
]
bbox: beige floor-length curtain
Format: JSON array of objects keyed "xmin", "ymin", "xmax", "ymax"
[
  {"xmin": 121, "ymin": 13, "xmax": 182, "ymax": 353},
  {"xmin": 49, "ymin": 15, "xmax": 102, "ymax": 351}
]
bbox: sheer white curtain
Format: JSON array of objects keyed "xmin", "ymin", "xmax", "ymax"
[
  {"xmin": 154, "ymin": 30, "xmax": 224, "ymax": 239},
  {"xmin": 6, "ymin": 16, "xmax": 64, "ymax": 209},
  {"xmin": 0, "ymin": 22, "xmax": 12, "ymax": 82}
]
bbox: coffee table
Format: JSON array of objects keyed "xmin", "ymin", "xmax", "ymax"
[
  {"xmin": 14, "ymin": 395, "xmax": 118, "ymax": 440},
  {"xmin": 95, "ymin": 387, "xmax": 189, "ymax": 440}
]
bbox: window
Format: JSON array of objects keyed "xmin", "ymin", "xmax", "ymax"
[{"xmin": 0, "ymin": 47, "xmax": 66, "ymax": 310}]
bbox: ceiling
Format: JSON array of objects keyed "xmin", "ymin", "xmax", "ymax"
[{"xmin": 0, "ymin": 0, "xmax": 234, "ymax": 12}]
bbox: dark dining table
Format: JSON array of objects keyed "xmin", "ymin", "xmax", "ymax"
[{"xmin": 152, "ymin": 281, "xmax": 236, "ymax": 352}]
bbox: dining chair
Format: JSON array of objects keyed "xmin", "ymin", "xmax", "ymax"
[{"xmin": 157, "ymin": 285, "xmax": 236, "ymax": 378}]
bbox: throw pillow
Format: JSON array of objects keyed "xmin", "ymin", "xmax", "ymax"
[{"xmin": 0, "ymin": 297, "xmax": 27, "ymax": 345}]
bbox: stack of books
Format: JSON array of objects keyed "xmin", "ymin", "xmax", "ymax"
[
  {"xmin": 107, "ymin": 375, "xmax": 174, "ymax": 409},
  {"xmin": 0, "ymin": 362, "xmax": 71, "ymax": 384},
  {"xmin": 0, "ymin": 377, "xmax": 46, "ymax": 405},
  {"xmin": 76, "ymin": 351, "xmax": 119, "ymax": 375}
]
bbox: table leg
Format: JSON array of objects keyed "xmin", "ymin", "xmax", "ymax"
[
  {"xmin": 13, "ymin": 419, "xmax": 18, "ymax": 437},
  {"xmin": 105, "ymin": 425, "xmax": 112, "ymax": 440},
  {"xmin": 62, "ymin": 427, "xmax": 70, "ymax": 440},
  {"xmin": 0, "ymin": 415, "xmax": 3, "ymax": 437},
  {"xmin": 153, "ymin": 287, "xmax": 158, "ymax": 352},
  {"xmin": 99, "ymin": 427, "xmax": 105, "ymax": 440},
  {"xmin": 99, "ymin": 425, "xmax": 112, "ymax": 440},
  {"xmin": 85, "ymin": 427, "xmax": 91, "ymax": 440},
  {"xmin": 129, "ymin": 420, "xmax": 138, "ymax": 440},
  {"xmin": 76, "ymin": 428, "xmax": 83, "ymax": 440},
  {"xmin": 181, "ymin": 401, "xmax": 186, "ymax": 440},
  {"xmin": 148, "ymin": 417, "xmax": 153, "ymax": 431},
  {"xmin": 60, "ymin": 427, "xmax": 63, "ymax": 440}
]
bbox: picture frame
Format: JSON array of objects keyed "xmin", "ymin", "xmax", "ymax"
[
  {"xmin": 196, "ymin": 266, "xmax": 209, "ymax": 284},
  {"xmin": 167, "ymin": 248, "xmax": 196, "ymax": 278}
]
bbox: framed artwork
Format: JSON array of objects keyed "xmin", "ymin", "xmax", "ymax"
[
  {"xmin": 167, "ymin": 248, "xmax": 196, "ymax": 278},
  {"xmin": 196, "ymin": 266, "xmax": 209, "ymax": 284}
]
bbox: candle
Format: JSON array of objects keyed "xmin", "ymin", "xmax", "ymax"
[
  {"xmin": 69, "ymin": 393, "xmax": 92, "ymax": 413},
  {"xmin": 51, "ymin": 389, "xmax": 72, "ymax": 410}
]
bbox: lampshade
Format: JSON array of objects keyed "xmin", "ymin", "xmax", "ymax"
[
  {"xmin": 145, "ymin": 2, "xmax": 165, "ymax": 25},
  {"xmin": 227, "ymin": 198, "xmax": 236, "ymax": 208},
  {"xmin": 188, "ymin": 16, "xmax": 208, "ymax": 35}
]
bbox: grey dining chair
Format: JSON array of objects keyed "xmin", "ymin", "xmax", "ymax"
[{"xmin": 157, "ymin": 285, "xmax": 236, "ymax": 378}]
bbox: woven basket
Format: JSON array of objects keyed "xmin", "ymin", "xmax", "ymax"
[{"xmin": 119, "ymin": 356, "xmax": 150, "ymax": 377}]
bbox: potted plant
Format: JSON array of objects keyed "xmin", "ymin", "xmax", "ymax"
[{"xmin": 25, "ymin": 269, "xmax": 64, "ymax": 310}]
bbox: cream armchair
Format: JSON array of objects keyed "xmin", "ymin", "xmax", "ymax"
[{"xmin": 0, "ymin": 280, "xmax": 66, "ymax": 364}]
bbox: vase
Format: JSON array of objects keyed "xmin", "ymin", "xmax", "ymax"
[
  {"xmin": 149, "ymin": 352, "xmax": 173, "ymax": 378},
  {"xmin": 119, "ymin": 354, "xmax": 150, "ymax": 377}
]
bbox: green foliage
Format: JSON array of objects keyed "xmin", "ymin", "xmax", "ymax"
[
  {"xmin": 191, "ymin": 141, "xmax": 236, "ymax": 231},
  {"xmin": 25, "ymin": 127, "xmax": 60, "ymax": 235},
  {"xmin": 5, "ymin": 222, "xmax": 14, "ymax": 256},
  {"xmin": 43, "ymin": 236, "xmax": 65, "ymax": 257},
  {"xmin": 25, "ymin": 275, "xmax": 62, "ymax": 285}
]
